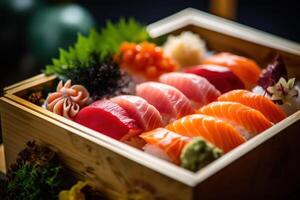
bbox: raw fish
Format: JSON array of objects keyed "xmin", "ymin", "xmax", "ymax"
[
  {"xmin": 218, "ymin": 90, "xmax": 286, "ymax": 123},
  {"xmin": 111, "ymin": 95, "xmax": 163, "ymax": 131},
  {"xmin": 203, "ymin": 52, "xmax": 261, "ymax": 89},
  {"xmin": 159, "ymin": 72, "xmax": 221, "ymax": 108},
  {"xmin": 199, "ymin": 101, "xmax": 273, "ymax": 139},
  {"xmin": 74, "ymin": 99, "xmax": 142, "ymax": 141},
  {"xmin": 140, "ymin": 128, "xmax": 222, "ymax": 171},
  {"xmin": 136, "ymin": 82, "xmax": 195, "ymax": 124},
  {"xmin": 184, "ymin": 64, "xmax": 245, "ymax": 93},
  {"xmin": 166, "ymin": 114, "xmax": 245, "ymax": 152}
]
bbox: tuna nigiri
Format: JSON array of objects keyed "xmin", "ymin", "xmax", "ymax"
[
  {"xmin": 136, "ymin": 82, "xmax": 195, "ymax": 124},
  {"xmin": 140, "ymin": 128, "xmax": 222, "ymax": 171},
  {"xmin": 74, "ymin": 99, "xmax": 142, "ymax": 141},
  {"xmin": 159, "ymin": 72, "xmax": 221, "ymax": 108},
  {"xmin": 111, "ymin": 95, "xmax": 163, "ymax": 131},
  {"xmin": 203, "ymin": 52, "xmax": 261, "ymax": 89},
  {"xmin": 166, "ymin": 114, "xmax": 245, "ymax": 152},
  {"xmin": 199, "ymin": 101, "xmax": 273, "ymax": 139},
  {"xmin": 218, "ymin": 90, "xmax": 286, "ymax": 123},
  {"xmin": 184, "ymin": 64, "xmax": 245, "ymax": 93}
]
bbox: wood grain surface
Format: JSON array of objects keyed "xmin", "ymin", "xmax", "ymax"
[{"xmin": 0, "ymin": 145, "xmax": 5, "ymax": 173}]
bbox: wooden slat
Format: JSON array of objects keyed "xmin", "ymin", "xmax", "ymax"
[
  {"xmin": 0, "ymin": 145, "xmax": 5, "ymax": 173},
  {"xmin": 210, "ymin": 0, "xmax": 237, "ymax": 20},
  {"xmin": 4, "ymin": 74, "xmax": 48, "ymax": 93}
]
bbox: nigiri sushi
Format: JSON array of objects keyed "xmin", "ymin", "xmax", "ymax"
[
  {"xmin": 159, "ymin": 72, "xmax": 221, "ymax": 108},
  {"xmin": 218, "ymin": 90, "xmax": 286, "ymax": 123},
  {"xmin": 74, "ymin": 99, "xmax": 142, "ymax": 141},
  {"xmin": 203, "ymin": 52, "xmax": 261, "ymax": 89},
  {"xmin": 166, "ymin": 114, "xmax": 245, "ymax": 152},
  {"xmin": 110, "ymin": 95, "xmax": 163, "ymax": 131},
  {"xmin": 136, "ymin": 82, "xmax": 195, "ymax": 124},
  {"xmin": 199, "ymin": 101, "xmax": 273, "ymax": 139},
  {"xmin": 140, "ymin": 128, "xmax": 222, "ymax": 171},
  {"xmin": 183, "ymin": 64, "xmax": 245, "ymax": 93}
]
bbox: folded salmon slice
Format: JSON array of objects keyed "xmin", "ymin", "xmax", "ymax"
[
  {"xmin": 166, "ymin": 114, "xmax": 245, "ymax": 153},
  {"xmin": 218, "ymin": 89, "xmax": 286, "ymax": 123},
  {"xmin": 199, "ymin": 101, "xmax": 273, "ymax": 139}
]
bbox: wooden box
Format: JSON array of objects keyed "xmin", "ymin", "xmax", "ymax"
[{"xmin": 1, "ymin": 8, "xmax": 300, "ymax": 199}]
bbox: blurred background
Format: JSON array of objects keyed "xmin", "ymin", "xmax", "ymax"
[
  {"xmin": 0, "ymin": 0, "xmax": 299, "ymax": 95},
  {"xmin": 0, "ymin": 0, "xmax": 300, "ymax": 140}
]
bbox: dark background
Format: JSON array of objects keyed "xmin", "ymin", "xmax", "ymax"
[{"xmin": 0, "ymin": 0, "xmax": 299, "ymax": 93}]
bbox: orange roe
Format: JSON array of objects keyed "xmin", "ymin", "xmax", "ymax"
[{"xmin": 116, "ymin": 42, "xmax": 178, "ymax": 80}]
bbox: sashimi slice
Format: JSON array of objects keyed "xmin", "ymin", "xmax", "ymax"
[
  {"xmin": 183, "ymin": 64, "xmax": 245, "ymax": 93},
  {"xmin": 218, "ymin": 89, "xmax": 286, "ymax": 123},
  {"xmin": 74, "ymin": 99, "xmax": 142, "ymax": 141},
  {"xmin": 136, "ymin": 82, "xmax": 195, "ymax": 124},
  {"xmin": 110, "ymin": 95, "xmax": 163, "ymax": 131},
  {"xmin": 166, "ymin": 114, "xmax": 245, "ymax": 152},
  {"xmin": 159, "ymin": 72, "xmax": 221, "ymax": 108},
  {"xmin": 140, "ymin": 128, "xmax": 222, "ymax": 171},
  {"xmin": 141, "ymin": 128, "xmax": 191, "ymax": 164},
  {"xmin": 199, "ymin": 101, "xmax": 273, "ymax": 138},
  {"xmin": 203, "ymin": 52, "xmax": 261, "ymax": 89}
]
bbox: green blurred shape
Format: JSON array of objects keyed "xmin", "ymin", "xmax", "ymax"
[
  {"xmin": 0, "ymin": 0, "xmax": 44, "ymax": 17},
  {"xmin": 27, "ymin": 4, "xmax": 95, "ymax": 64}
]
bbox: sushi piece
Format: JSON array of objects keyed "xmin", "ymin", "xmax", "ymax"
[
  {"xmin": 136, "ymin": 82, "xmax": 195, "ymax": 124},
  {"xmin": 183, "ymin": 64, "xmax": 245, "ymax": 93},
  {"xmin": 203, "ymin": 52, "xmax": 261, "ymax": 89},
  {"xmin": 110, "ymin": 95, "xmax": 163, "ymax": 131},
  {"xmin": 159, "ymin": 72, "xmax": 221, "ymax": 108},
  {"xmin": 166, "ymin": 114, "xmax": 245, "ymax": 153},
  {"xmin": 218, "ymin": 90, "xmax": 287, "ymax": 123},
  {"xmin": 74, "ymin": 99, "xmax": 142, "ymax": 141},
  {"xmin": 140, "ymin": 128, "xmax": 222, "ymax": 171},
  {"xmin": 199, "ymin": 101, "xmax": 273, "ymax": 139}
]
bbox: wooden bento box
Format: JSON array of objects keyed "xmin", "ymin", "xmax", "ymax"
[{"xmin": 1, "ymin": 8, "xmax": 300, "ymax": 199}]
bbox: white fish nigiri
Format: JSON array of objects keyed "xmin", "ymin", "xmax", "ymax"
[
  {"xmin": 159, "ymin": 72, "xmax": 221, "ymax": 108},
  {"xmin": 136, "ymin": 82, "xmax": 195, "ymax": 124},
  {"xmin": 111, "ymin": 95, "xmax": 163, "ymax": 131}
]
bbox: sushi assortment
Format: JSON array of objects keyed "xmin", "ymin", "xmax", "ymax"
[{"xmin": 42, "ymin": 19, "xmax": 298, "ymax": 172}]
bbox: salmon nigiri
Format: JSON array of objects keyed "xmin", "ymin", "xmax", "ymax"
[
  {"xmin": 166, "ymin": 114, "xmax": 245, "ymax": 153},
  {"xmin": 203, "ymin": 52, "xmax": 261, "ymax": 89},
  {"xmin": 159, "ymin": 72, "xmax": 221, "ymax": 108},
  {"xmin": 199, "ymin": 101, "xmax": 273, "ymax": 139},
  {"xmin": 111, "ymin": 95, "xmax": 163, "ymax": 131},
  {"xmin": 218, "ymin": 89, "xmax": 286, "ymax": 123},
  {"xmin": 140, "ymin": 128, "xmax": 222, "ymax": 171},
  {"xmin": 136, "ymin": 82, "xmax": 195, "ymax": 124}
]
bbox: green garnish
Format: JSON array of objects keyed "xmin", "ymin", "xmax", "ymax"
[
  {"xmin": 0, "ymin": 141, "xmax": 66, "ymax": 200},
  {"xmin": 180, "ymin": 138, "xmax": 222, "ymax": 172},
  {"xmin": 44, "ymin": 18, "xmax": 150, "ymax": 79}
]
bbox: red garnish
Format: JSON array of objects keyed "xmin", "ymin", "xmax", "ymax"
[{"xmin": 258, "ymin": 54, "xmax": 288, "ymax": 91}]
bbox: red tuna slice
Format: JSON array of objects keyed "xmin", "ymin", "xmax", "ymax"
[
  {"xmin": 159, "ymin": 72, "xmax": 221, "ymax": 108},
  {"xmin": 74, "ymin": 99, "xmax": 142, "ymax": 141},
  {"xmin": 111, "ymin": 95, "xmax": 163, "ymax": 131},
  {"xmin": 184, "ymin": 64, "xmax": 245, "ymax": 93},
  {"xmin": 136, "ymin": 82, "xmax": 195, "ymax": 124}
]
